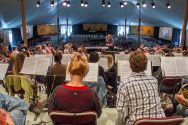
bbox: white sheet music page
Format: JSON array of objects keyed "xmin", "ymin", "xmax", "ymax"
[
  {"xmin": 35, "ymin": 58, "xmax": 50, "ymax": 76},
  {"xmin": 175, "ymin": 59, "xmax": 187, "ymax": 76},
  {"xmin": 120, "ymin": 61, "xmax": 132, "ymax": 82},
  {"xmin": 85, "ymin": 63, "xmax": 99, "ymax": 82},
  {"xmin": 34, "ymin": 54, "xmax": 53, "ymax": 65},
  {"xmin": 20, "ymin": 57, "xmax": 37, "ymax": 75},
  {"xmin": 161, "ymin": 57, "xmax": 188, "ymax": 77},
  {"xmin": 99, "ymin": 58, "xmax": 108, "ymax": 71},
  {"xmin": 0, "ymin": 63, "xmax": 9, "ymax": 80},
  {"xmin": 147, "ymin": 55, "xmax": 161, "ymax": 66},
  {"xmin": 65, "ymin": 63, "xmax": 99, "ymax": 82},
  {"xmin": 119, "ymin": 61, "xmax": 152, "ymax": 82},
  {"xmin": 173, "ymin": 53, "xmax": 183, "ymax": 57},
  {"xmin": 62, "ymin": 54, "xmax": 71, "ymax": 65},
  {"xmin": 145, "ymin": 61, "xmax": 152, "ymax": 76},
  {"xmin": 115, "ymin": 54, "xmax": 129, "ymax": 62}
]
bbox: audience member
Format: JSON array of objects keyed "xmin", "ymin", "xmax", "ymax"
[{"xmin": 88, "ymin": 52, "xmax": 107, "ymax": 83}]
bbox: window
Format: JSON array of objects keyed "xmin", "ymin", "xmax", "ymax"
[
  {"xmin": 118, "ymin": 25, "xmax": 129, "ymax": 36},
  {"xmin": 8, "ymin": 30, "xmax": 13, "ymax": 44},
  {"xmin": 61, "ymin": 25, "xmax": 72, "ymax": 36}
]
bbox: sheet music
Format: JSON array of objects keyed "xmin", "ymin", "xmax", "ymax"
[
  {"xmin": 66, "ymin": 63, "xmax": 99, "ymax": 82},
  {"xmin": 62, "ymin": 54, "xmax": 71, "ymax": 64},
  {"xmin": 115, "ymin": 54, "xmax": 129, "ymax": 62},
  {"xmin": 175, "ymin": 59, "xmax": 187, "ymax": 76},
  {"xmin": 34, "ymin": 54, "xmax": 53, "ymax": 65},
  {"xmin": 99, "ymin": 58, "xmax": 108, "ymax": 71},
  {"xmin": 35, "ymin": 58, "xmax": 50, "ymax": 76},
  {"xmin": 173, "ymin": 53, "xmax": 183, "ymax": 57},
  {"xmin": 146, "ymin": 61, "xmax": 152, "ymax": 76},
  {"xmin": 120, "ymin": 61, "xmax": 132, "ymax": 82},
  {"xmin": 20, "ymin": 57, "xmax": 37, "ymax": 75},
  {"xmin": 21, "ymin": 57, "xmax": 50, "ymax": 75},
  {"xmin": 85, "ymin": 63, "xmax": 99, "ymax": 82},
  {"xmin": 118, "ymin": 61, "xmax": 152, "ymax": 82},
  {"xmin": 147, "ymin": 55, "xmax": 161, "ymax": 66},
  {"xmin": 161, "ymin": 57, "xmax": 188, "ymax": 76},
  {"xmin": 0, "ymin": 63, "xmax": 9, "ymax": 80}
]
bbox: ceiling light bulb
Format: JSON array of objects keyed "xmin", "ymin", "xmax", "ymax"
[
  {"xmin": 84, "ymin": 1, "xmax": 88, "ymax": 7},
  {"xmin": 120, "ymin": 2, "xmax": 124, "ymax": 8},
  {"xmin": 124, "ymin": 1, "xmax": 127, "ymax": 5},
  {"xmin": 142, "ymin": 2, "xmax": 147, "ymax": 7},
  {"xmin": 151, "ymin": 2, "xmax": 155, "ymax": 8},
  {"xmin": 102, "ymin": 0, "xmax": 105, "ymax": 6},
  {"xmin": 36, "ymin": 1, "xmax": 40, "ymax": 7},
  {"xmin": 51, "ymin": 1, "xmax": 54, "ymax": 7},
  {"xmin": 63, "ymin": 1, "xmax": 67, "ymax": 6},
  {"xmin": 136, "ymin": 2, "xmax": 140, "ymax": 8},
  {"xmin": 107, "ymin": 1, "xmax": 111, "ymax": 7},
  {"xmin": 67, "ymin": 1, "xmax": 70, "ymax": 7},
  {"xmin": 167, "ymin": 3, "xmax": 171, "ymax": 9}
]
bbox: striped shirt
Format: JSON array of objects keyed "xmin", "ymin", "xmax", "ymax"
[{"xmin": 116, "ymin": 72, "xmax": 165, "ymax": 125}]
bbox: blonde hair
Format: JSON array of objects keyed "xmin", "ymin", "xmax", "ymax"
[
  {"xmin": 12, "ymin": 52, "xmax": 26, "ymax": 75},
  {"xmin": 68, "ymin": 54, "xmax": 89, "ymax": 77}
]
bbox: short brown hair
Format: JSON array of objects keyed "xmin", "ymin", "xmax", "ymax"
[
  {"xmin": 89, "ymin": 52, "xmax": 99, "ymax": 63},
  {"xmin": 54, "ymin": 51, "xmax": 62, "ymax": 64},
  {"xmin": 129, "ymin": 51, "xmax": 147, "ymax": 73},
  {"xmin": 68, "ymin": 54, "xmax": 89, "ymax": 77}
]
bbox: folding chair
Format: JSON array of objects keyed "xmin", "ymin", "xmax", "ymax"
[
  {"xmin": 46, "ymin": 75, "xmax": 65, "ymax": 96},
  {"xmin": 50, "ymin": 111, "xmax": 97, "ymax": 125},
  {"xmin": 133, "ymin": 116, "xmax": 184, "ymax": 125},
  {"xmin": 160, "ymin": 77, "xmax": 182, "ymax": 95}
]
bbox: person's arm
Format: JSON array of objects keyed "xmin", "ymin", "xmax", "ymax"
[
  {"xmin": 99, "ymin": 66, "xmax": 107, "ymax": 83},
  {"xmin": 175, "ymin": 94, "xmax": 188, "ymax": 106},
  {"xmin": 92, "ymin": 92, "xmax": 102, "ymax": 118},
  {"xmin": 48, "ymin": 90, "xmax": 58, "ymax": 114}
]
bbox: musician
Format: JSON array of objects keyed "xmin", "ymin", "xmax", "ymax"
[{"xmin": 105, "ymin": 34, "xmax": 114, "ymax": 47}]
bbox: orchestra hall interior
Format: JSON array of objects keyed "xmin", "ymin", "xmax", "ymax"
[{"xmin": 1, "ymin": 0, "xmax": 188, "ymax": 125}]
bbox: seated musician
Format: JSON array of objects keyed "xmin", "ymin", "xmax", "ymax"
[
  {"xmin": 50, "ymin": 51, "xmax": 66, "ymax": 76},
  {"xmin": 48, "ymin": 54, "xmax": 102, "ymax": 119},
  {"xmin": 88, "ymin": 52, "xmax": 107, "ymax": 83},
  {"xmin": 116, "ymin": 51, "xmax": 165, "ymax": 125},
  {"xmin": 175, "ymin": 85, "xmax": 188, "ymax": 117},
  {"xmin": 0, "ymin": 92, "xmax": 45, "ymax": 125}
]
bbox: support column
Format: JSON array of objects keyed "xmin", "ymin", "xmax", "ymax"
[
  {"xmin": 138, "ymin": 0, "xmax": 142, "ymax": 44},
  {"xmin": 57, "ymin": 0, "xmax": 60, "ymax": 45},
  {"xmin": 21, "ymin": 0, "xmax": 27, "ymax": 47},
  {"xmin": 181, "ymin": 0, "xmax": 188, "ymax": 49},
  {"xmin": 66, "ymin": 18, "xmax": 68, "ymax": 38},
  {"xmin": 125, "ymin": 19, "xmax": 127, "ymax": 41}
]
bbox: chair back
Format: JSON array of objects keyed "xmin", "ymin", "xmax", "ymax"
[
  {"xmin": 50, "ymin": 111, "xmax": 97, "ymax": 125},
  {"xmin": 46, "ymin": 75, "xmax": 65, "ymax": 96},
  {"xmin": 161, "ymin": 77, "xmax": 181, "ymax": 86},
  {"xmin": 134, "ymin": 116, "xmax": 184, "ymax": 125}
]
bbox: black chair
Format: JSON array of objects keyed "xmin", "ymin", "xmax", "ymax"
[{"xmin": 46, "ymin": 75, "xmax": 65, "ymax": 96}]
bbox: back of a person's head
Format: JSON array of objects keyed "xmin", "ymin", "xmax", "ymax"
[
  {"xmin": 54, "ymin": 51, "xmax": 62, "ymax": 64},
  {"xmin": 129, "ymin": 51, "xmax": 147, "ymax": 73},
  {"xmin": 13, "ymin": 52, "xmax": 26, "ymax": 74},
  {"xmin": 89, "ymin": 52, "xmax": 99, "ymax": 63},
  {"xmin": 68, "ymin": 54, "xmax": 89, "ymax": 77}
]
